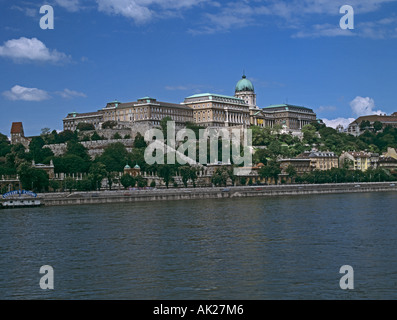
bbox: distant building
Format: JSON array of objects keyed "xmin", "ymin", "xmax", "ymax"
[
  {"xmin": 339, "ymin": 151, "xmax": 379, "ymax": 171},
  {"xmin": 63, "ymin": 111, "xmax": 103, "ymax": 132},
  {"xmin": 279, "ymin": 158, "xmax": 312, "ymax": 176},
  {"xmin": 183, "ymin": 93, "xmax": 251, "ymax": 128},
  {"xmin": 296, "ymin": 150, "xmax": 339, "ymax": 171},
  {"xmin": 124, "ymin": 164, "xmax": 141, "ymax": 177},
  {"xmin": 347, "ymin": 113, "xmax": 397, "ymax": 136},
  {"xmin": 62, "ymin": 74, "xmax": 317, "ymax": 133},
  {"xmin": 378, "ymin": 156, "xmax": 397, "ymax": 172},
  {"xmin": 378, "ymin": 147, "xmax": 397, "ymax": 172},
  {"xmin": 63, "ymin": 97, "xmax": 193, "ymax": 131},
  {"xmin": 256, "ymin": 104, "xmax": 317, "ymax": 131},
  {"xmin": 106, "ymin": 97, "xmax": 193, "ymax": 128},
  {"xmin": 10, "ymin": 122, "xmax": 31, "ymax": 148}
]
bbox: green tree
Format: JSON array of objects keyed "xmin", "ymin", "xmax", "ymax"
[
  {"xmin": 49, "ymin": 180, "xmax": 61, "ymax": 192},
  {"xmin": 77, "ymin": 123, "xmax": 95, "ymax": 131},
  {"xmin": 259, "ymin": 161, "xmax": 281, "ymax": 184},
  {"xmin": 66, "ymin": 140, "xmax": 90, "ymax": 162},
  {"xmin": 63, "ymin": 177, "xmax": 76, "ymax": 193},
  {"xmin": 158, "ymin": 164, "xmax": 174, "ymax": 189},
  {"xmin": 373, "ymin": 121, "xmax": 383, "ymax": 132},
  {"xmin": 120, "ymin": 174, "xmax": 136, "ymax": 189},
  {"xmin": 89, "ymin": 162, "xmax": 107, "ymax": 191},
  {"xmin": 102, "ymin": 121, "xmax": 117, "ymax": 129},
  {"xmin": 286, "ymin": 164, "xmax": 297, "ymax": 178},
  {"xmin": 97, "ymin": 142, "xmax": 128, "ymax": 173},
  {"xmin": 57, "ymin": 130, "xmax": 77, "ymax": 144},
  {"xmin": 91, "ymin": 131, "xmax": 102, "ymax": 141},
  {"xmin": 211, "ymin": 167, "xmax": 230, "ymax": 187},
  {"xmin": 136, "ymin": 175, "xmax": 148, "ymax": 188},
  {"xmin": 17, "ymin": 163, "xmax": 49, "ymax": 192},
  {"xmin": 53, "ymin": 154, "xmax": 90, "ymax": 174},
  {"xmin": 359, "ymin": 120, "xmax": 371, "ymax": 131},
  {"xmin": 133, "ymin": 133, "xmax": 147, "ymax": 149},
  {"xmin": 302, "ymin": 124, "xmax": 318, "ymax": 144},
  {"xmin": 113, "ymin": 132, "xmax": 122, "ymax": 140}
]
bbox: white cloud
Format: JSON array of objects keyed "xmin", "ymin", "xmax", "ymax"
[
  {"xmin": 55, "ymin": 89, "xmax": 87, "ymax": 99},
  {"xmin": 96, "ymin": 0, "xmax": 209, "ymax": 23},
  {"xmin": 322, "ymin": 117, "xmax": 355, "ymax": 129},
  {"xmin": 317, "ymin": 105, "xmax": 337, "ymax": 112},
  {"xmin": 187, "ymin": 0, "xmax": 397, "ymax": 36},
  {"xmin": 321, "ymin": 96, "xmax": 386, "ymax": 129},
  {"xmin": 11, "ymin": 5, "xmax": 38, "ymax": 17},
  {"xmin": 55, "ymin": 0, "xmax": 81, "ymax": 12},
  {"xmin": 3, "ymin": 85, "xmax": 51, "ymax": 102},
  {"xmin": 350, "ymin": 96, "xmax": 385, "ymax": 117},
  {"xmin": 0, "ymin": 37, "xmax": 71, "ymax": 63},
  {"xmin": 292, "ymin": 23, "xmax": 356, "ymax": 38}
]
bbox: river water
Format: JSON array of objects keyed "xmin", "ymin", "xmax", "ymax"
[{"xmin": 0, "ymin": 192, "xmax": 396, "ymax": 300}]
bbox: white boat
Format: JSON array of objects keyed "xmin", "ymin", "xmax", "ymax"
[{"xmin": 0, "ymin": 199, "xmax": 42, "ymax": 209}]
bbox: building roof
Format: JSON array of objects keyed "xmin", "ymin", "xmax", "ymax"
[
  {"xmin": 11, "ymin": 122, "xmax": 24, "ymax": 134},
  {"xmin": 235, "ymin": 75, "xmax": 255, "ymax": 93},
  {"xmin": 349, "ymin": 114, "xmax": 397, "ymax": 126},
  {"xmin": 346, "ymin": 151, "xmax": 371, "ymax": 158},
  {"xmin": 64, "ymin": 111, "xmax": 102, "ymax": 119},
  {"xmin": 261, "ymin": 104, "xmax": 314, "ymax": 113},
  {"xmin": 297, "ymin": 151, "xmax": 337, "ymax": 158},
  {"xmin": 185, "ymin": 93, "xmax": 244, "ymax": 100}
]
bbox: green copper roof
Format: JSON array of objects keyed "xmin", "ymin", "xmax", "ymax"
[
  {"xmin": 138, "ymin": 96, "xmax": 156, "ymax": 101},
  {"xmin": 235, "ymin": 75, "xmax": 254, "ymax": 93},
  {"xmin": 262, "ymin": 104, "xmax": 313, "ymax": 111},
  {"xmin": 134, "ymin": 164, "xmax": 140, "ymax": 169}
]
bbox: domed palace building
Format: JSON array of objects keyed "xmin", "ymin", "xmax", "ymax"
[
  {"xmin": 63, "ymin": 74, "xmax": 316, "ymax": 133},
  {"xmin": 183, "ymin": 74, "xmax": 317, "ymax": 131}
]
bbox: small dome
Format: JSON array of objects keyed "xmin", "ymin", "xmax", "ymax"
[
  {"xmin": 235, "ymin": 75, "xmax": 254, "ymax": 93},
  {"xmin": 134, "ymin": 164, "xmax": 140, "ymax": 169},
  {"xmin": 124, "ymin": 164, "xmax": 131, "ymax": 169}
]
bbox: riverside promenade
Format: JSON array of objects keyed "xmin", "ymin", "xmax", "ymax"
[{"xmin": 14, "ymin": 182, "xmax": 397, "ymax": 207}]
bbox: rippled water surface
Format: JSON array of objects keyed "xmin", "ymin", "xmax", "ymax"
[{"xmin": 1, "ymin": 192, "xmax": 396, "ymax": 299}]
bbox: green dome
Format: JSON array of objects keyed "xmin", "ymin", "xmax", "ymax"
[
  {"xmin": 235, "ymin": 75, "xmax": 254, "ymax": 93},
  {"xmin": 124, "ymin": 164, "xmax": 131, "ymax": 169}
]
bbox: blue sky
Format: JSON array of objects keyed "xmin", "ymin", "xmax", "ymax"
[{"xmin": 1, "ymin": 0, "xmax": 397, "ymax": 136}]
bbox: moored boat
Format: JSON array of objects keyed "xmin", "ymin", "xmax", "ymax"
[{"xmin": 0, "ymin": 199, "xmax": 42, "ymax": 209}]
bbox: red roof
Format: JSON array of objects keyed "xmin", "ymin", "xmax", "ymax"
[{"xmin": 11, "ymin": 122, "xmax": 24, "ymax": 134}]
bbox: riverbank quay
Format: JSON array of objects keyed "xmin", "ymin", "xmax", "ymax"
[{"xmin": 4, "ymin": 182, "xmax": 394, "ymax": 207}]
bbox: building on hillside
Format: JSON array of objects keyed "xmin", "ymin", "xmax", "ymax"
[
  {"xmin": 102, "ymin": 97, "xmax": 193, "ymax": 128},
  {"xmin": 10, "ymin": 122, "xmax": 31, "ymax": 148},
  {"xmin": 378, "ymin": 156, "xmax": 397, "ymax": 172},
  {"xmin": 62, "ymin": 74, "xmax": 317, "ymax": 133},
  {"xmin": 278, "ymin": 158, "xmax": 312, "ymax": 176},
  {"xmin": 383, "ymin": 147, "xmax": 397, "ymax": 160},
  {"xmin": 256, "ymin": 104, "xmax": 317, "ymax": 131},
  {"xmin": 183, "ymin": 93, "xmax": 251, "ymax": 128},
  {"xmin": 296, "ymin": 150, "xmax": 339, "ymax": 171},
  {"xmin": 339, "ymin": 151, "xmax": 379, "ymax": 171},
  {"xmin": 63, "ymin": 97, "xmax": 193, "ymax": 131},
  {"xmin": 63, "ymin": 111, "xmax": 103, "ymax": 132},
  {"xmin": 124, "ymin": 164, "xmax": 141, "ymax": 177},
  {"xmin": 347, "ymin": 113, "xmax": 397, "ymax": 136}
]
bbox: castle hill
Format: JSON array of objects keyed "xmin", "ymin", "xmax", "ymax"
[{"xmin": 1, "ymin": 75, "xmax": 396, "ymax": 206}]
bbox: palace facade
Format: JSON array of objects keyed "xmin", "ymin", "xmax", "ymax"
[{"xmin": 63, "ymin": 75, "xmax": 317, "ymax": 132}]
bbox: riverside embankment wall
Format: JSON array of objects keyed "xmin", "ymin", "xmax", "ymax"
[{"xmin": 35, "ymin": 182, "xmax": 397, "ymax": 207}]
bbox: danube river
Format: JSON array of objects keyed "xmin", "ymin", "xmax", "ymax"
[{"xmin": 1, "ymin": 192, "xmax": 396, "ymax": 299}]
